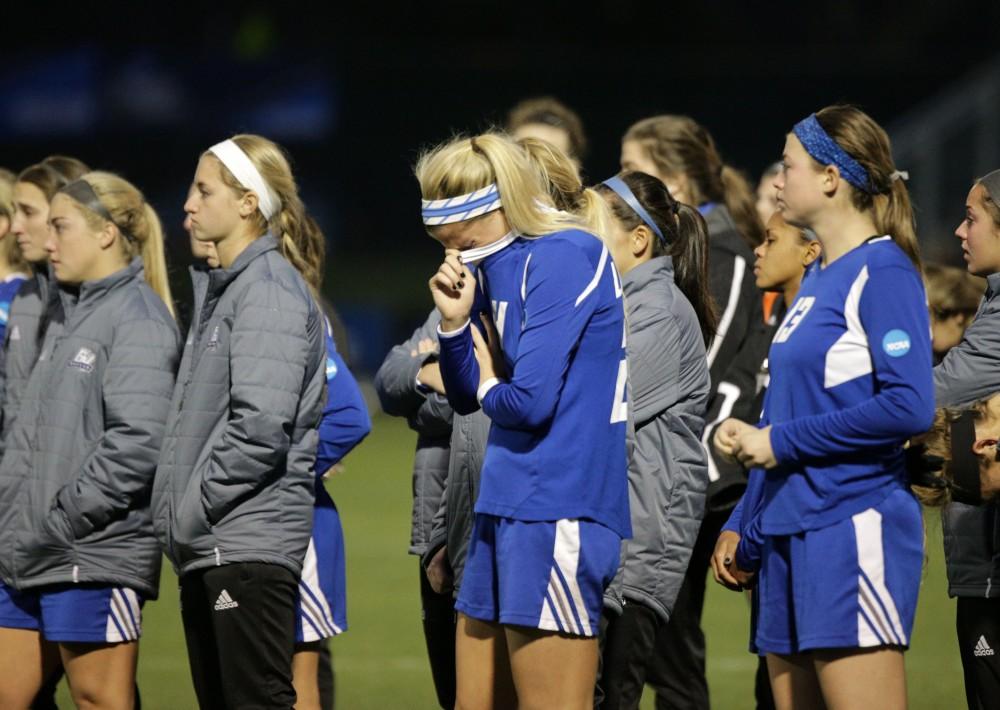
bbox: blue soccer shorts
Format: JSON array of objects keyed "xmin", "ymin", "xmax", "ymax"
[
  {"xmin": 456, "ymin": 513, "xmax": 620, "ymax": 637},
  {"xmin": 0, "ymin": 582, "xmax": 143, "ymax": 643},
  {"xmin": 755, "ymin": 487, "xmax": 923, "ymax": 655}
]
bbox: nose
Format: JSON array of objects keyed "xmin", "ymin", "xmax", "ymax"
[
  {"xmin": 754, "ymin": 244, "xmax": 764, "ymax": 259},
  {"xmin": 955, "ymin": 220, "xmax": 967, "ymax": 240}
]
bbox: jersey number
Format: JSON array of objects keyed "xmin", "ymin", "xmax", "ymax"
[{"xmin": 610, "ymin": 359, "xmax": 628, "ymax": 423}]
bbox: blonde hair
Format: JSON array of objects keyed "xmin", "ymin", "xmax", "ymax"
[
  {"xmin": 72, "ymin": 172, "xmax": 175, "ymax": 316},
  {"xmin": 0, "ymin": 170, "xmax": 29, "ymax": 274},
  {"xmin": 207, "ymin": 134, "xmax": 326, "ymax": 296},
  {"xmin": 415, "ymin": 132, "xmax": 609, "ymax": 239},
  {"xmin": 516, "ymin": 137, "xmax": 614, "ymax": 241}
]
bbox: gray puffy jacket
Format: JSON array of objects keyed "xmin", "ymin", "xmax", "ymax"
[
  {"xmin": 152, "ymin": 236, "xmax": 326, "ymax": 578},
  {"xmin": 934, "ymin": 272, "xmax": 1000, "ymax": 598},
  {"xmin": 0, "ymin": 269, "xmax": 58, "ymax": 453},
  {"xmin": 0, "ymin": 259, "xmax": 179, "ymax": 598},
  {"xmin": 603, "ymin": 257, "xmax": 710, "ymax": 621},
  {"xmin": 373, "ymin": 309, "xmax": 454, "ymax": 556}
]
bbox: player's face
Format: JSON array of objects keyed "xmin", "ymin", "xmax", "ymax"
[
  {"xmin": 512, "ymin": 123, "xmax": 573, "ymax": 158},
  {"xmin": 428, "ymin": 209, "xmax": 510, "ymax": 252},
  {"xmin": 930, "ymin": 311, "xmax": 970, "ymax": 358},
  {"xmin": 46, "ymin": 194, "xmax": 105, "ymax": 285},
  {"xmin": 184, "ymin": 156, "xmax": 244, "ymax": 244},
  {"xmin": 620, "ymin": 141, "xmax": 690, "ymax": 205},
  {"xmin": 753, "ymin": 212, "xmax": 811, "ymax": 291},
  {"xmin": 11, "ymin": 181, "xmax": 52, "ymax": 264},
  {"xmin": 756, "ymin": 171, "xmax": 779, "ymax": 225},
  {"xmin": 956, "ymin": 183, "xmax": 1000, "ymax": 277},
  {"xmin": 774, "ymin": 134, "xmax": 826, "ymax": 228}
]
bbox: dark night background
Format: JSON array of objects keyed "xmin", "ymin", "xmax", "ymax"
[{"xmin": 4, "ymin": 2, "xmax": 999, "ymax": 374}]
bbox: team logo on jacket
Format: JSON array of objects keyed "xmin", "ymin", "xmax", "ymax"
[
  {"xmin": 68, "ymin": 347, "xmax": 97, "ymax": 373},
  {"xmin": 882, "ymin": 329, "xmax": 911, "ymax": 358}
]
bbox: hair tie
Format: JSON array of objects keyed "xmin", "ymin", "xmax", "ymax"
[
  {"xmin": 890, "ymin": 170, "xmax": 909, "ymax": 183},
  {"xmin": 470, "ymin": 137, "xmax": 484, "ymax": 155}
]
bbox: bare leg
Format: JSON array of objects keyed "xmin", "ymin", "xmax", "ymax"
[
  {"xmin": 292, "ymin": 642, "xmax": 322, "ymax": 710},
  {"xmin": 455, "ymin": 613, "xmax": 516, "ymax": 710},
  {"xmin": 766, "ymin": 652, "xmax": 825, "ymax": 710},
  {"xmin": 0, "ymin": 627, "xmax": 60, "ymax": 709},
  {"xmin": 814, "ymin": 647, "xmax": 906, "ymax": 710},
  {"xmin": 61, "ymin": 641, "xmax": 138, "ymax": 710},
  {"xmin": 507, "ymin": 625, "xmax": 598, "ymax": 710}
]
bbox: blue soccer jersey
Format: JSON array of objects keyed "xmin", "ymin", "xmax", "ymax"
[
  {"xmin": 0, "ymin": 273, "xmax": 28, "ymax": 343},
  {"xmin": 438, "ymin": 230, "xmax": 631, "ymax": 538},
  {"xmin": 759, "ymin": 236, "xmax": 934, "ymax": 535}
]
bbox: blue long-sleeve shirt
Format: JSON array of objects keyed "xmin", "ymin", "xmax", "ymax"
[
  {"xmin": 437, "ymin": 230, "xmax": 631, "ymax": 537},
  {"xmin": 757, "ymin": 237, "xmax": 933, "ymax": 534},
  {"xmin": 316, "ymin": 320, "xmax": 371, "ymax": 476}
]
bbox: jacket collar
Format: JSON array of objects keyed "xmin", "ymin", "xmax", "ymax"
[
  {"xmin": 702, "ymin": 203, "xmax": 736, "ymax": 237},
  {"xmin": 61, "ymin": 258, "xmax": 143, "ymax": 312},
  {"xmin": 986, "ymin": 272, "xmax": 1000, "ymax": 301},
  {"xmin": 206, "ymin": 235, "xmax": 278, "ymax": 295},
  {"xmin": 622, "ymin": 255, "xmax": 673, "ymax": 299}
]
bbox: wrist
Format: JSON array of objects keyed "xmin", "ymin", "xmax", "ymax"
[{"xmin": 438, "ymin": 318, "xmax": 470, "ymax": 336}]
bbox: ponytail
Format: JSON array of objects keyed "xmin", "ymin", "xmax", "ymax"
[
  {"xmin": 517, "ymin": 136, "xmax": 614, "ymax": 241},
  {"xmin": 719, "ymin": 165, "xmax": 765, "ymax": 248},
  {"xmin": 624, "ymin": 115, "xmax": 763, "ymax": 249},
  {"xmin": 68, "ymin": 172, "xmax": 175, "ymax": 316},
  {"xmin": 598, "ymin": 171, "xmax": 718, "ymax": 345},
  {"xmin": 210, "ymin": 134, "xmax": 327, "ymax": 297}
]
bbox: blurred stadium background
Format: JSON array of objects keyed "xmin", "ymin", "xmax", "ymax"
[{"xmin": 7, "ymin": 3, "xmax": 997, "ymax": 706}]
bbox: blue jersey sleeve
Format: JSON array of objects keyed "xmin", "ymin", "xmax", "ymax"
[
  {"xmin": 436, "ymin": 277, "xmax": 490, "ymax": 416},
  {"xmin": 480, "ymin": 239, "xmax": 605, "ymax": 430},
  {"xmin": 315, "ymin": 330, "xmax": 371, "ymax": 474},
  {"xmin": 770, "ymin": 262, "xmax": 934, "ymax": 465}
]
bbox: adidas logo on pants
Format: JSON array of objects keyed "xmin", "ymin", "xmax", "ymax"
[
  {"xmin": 975, "ymin": 635, "xmax": 995, "ymax": 657},
  {"xmin": 214, "ymin": 589, "xmax": 239, "ymax": 611}
]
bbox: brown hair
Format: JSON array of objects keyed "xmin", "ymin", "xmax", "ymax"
[
  {"xmin": 977, "ymin": 179, "xmax": 1000, "ymax": 229},
  {"xmin": 923, "ymin": 262, "xmax": 984, "ymax": 321},
  {"xmin": 70, "ymin": 172, "xmax": 175, "ymax": 316},
  {"xmin": 507, "ymin": 97, "xmax": 588, "ymax": 161},
  {"xmin": 812, "ymin": 105, "xmax": 921, "ymax": 270},
  {"xmin": 17, "ymin": 155, "xmax": 90, "ymax": 202},
  {"xmin": 624, "ymin": 115, "xmax": 764, "ymax": 249},
  {"xmin": 208, "ymin": 135, "xmax": 326, "ymax": 296},
  {"xmin": 912, "ymin": 403, "xmax": 992, "ymax": 507},
  {"xmin": 0, "ymin": 170, "xmax": 29, "ymax": 274},
  {"xmin": 597, "ymin": 171, "xmax": 718, "ymax": 345}
]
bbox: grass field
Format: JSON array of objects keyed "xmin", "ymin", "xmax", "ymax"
[{"xmin": 59, "ymin": 413, "xmax": 964, "ymax": 708}]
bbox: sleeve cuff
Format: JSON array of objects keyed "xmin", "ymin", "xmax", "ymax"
[
  {"xmin": 437, "ymin": 319, "xmax": 470, "ymax": 338},
  {"xmin": 477, "ymin": 377, "xmax": 501, "ymax": 404}
]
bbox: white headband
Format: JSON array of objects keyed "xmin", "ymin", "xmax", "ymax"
[{"xmin": 208, "ymin": 139, "xmax": 280, "ymax": 220}]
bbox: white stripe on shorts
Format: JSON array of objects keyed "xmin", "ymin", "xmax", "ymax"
[
  {"xmin": 299, "ymin": 539, "xmax": 342, "ymax": 642},
  {"xmin": 105, "ymin": 588, "xmax": 141, "ymax": 642},
  {"xmin": 852, "ymin": 508, "xmax": 906, "ymax": 647},
  {"xmin": 537, "ymin": 519, "xmax": 593, "ymax": 637}
]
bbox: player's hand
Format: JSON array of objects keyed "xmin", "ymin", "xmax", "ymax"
[
  {"xmin": 735, "ymin": 425, "xmax": 778, "ymax": 469},
  {"xmin": 471, "ymin": 313, "xmax": 506, "ymax": 387},
  {"xmin": 412, "ymin": 338, "xmax": 438, "ymax": 357},
  {"xmin": 425, "ymin": 546, "xmax": 453, "ymax": 595},
  {"xmin": 714, "ymin": 418, "xmax": 754, "ymax": 463},
  {"xmin": 711, "ymin": 530, "xmax": 743, "ymax": 591},
  {"xmin": 429, "ymin": 249, "xmax": 476, "ymax": 331}
]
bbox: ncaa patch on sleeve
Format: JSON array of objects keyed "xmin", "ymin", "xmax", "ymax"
[{"xmin": 882, "ymin": 329, "xmax": 911, "ymax": 358}]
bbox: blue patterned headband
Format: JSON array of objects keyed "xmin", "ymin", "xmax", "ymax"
[
  {"xmin": 421, "ymin": 184, "xmax": 502, "ymax": 226},
  {"xmin": 601, "ymin": 176, "xmax": 666, "ymax": 245},
  {"xmin": 792, "ymin": 114, "xmax": 874, "ymax": 194}
]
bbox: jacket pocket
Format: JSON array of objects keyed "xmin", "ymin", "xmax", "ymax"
[{"xmin": 171, "ymin": 474, "xmax": 213, "ymax": 559}]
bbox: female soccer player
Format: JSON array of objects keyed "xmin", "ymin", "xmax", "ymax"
[
  {"xmin": 419, "ymin": 132, "xmax": 629, "ymax": 709},
  {"xmin": 153, "ymin": 134, "xmax": 327, "ymax": 708},
  {"xmin": 620, "ymin": 114, "xmax": 769, "ymax": 706},
  {"xmin": 3, "ymin": 157, "xmax": 89, "ymax": 436},
  {"xmin": 0, "ymin": 171, "xmax": 179, "ymax": 709},
  {"xmin": 0, "ymin": 172, "xmax": 29, "ymax": 342},
  {"xmin": 594, "ymin": 170, "xmax": 715, "ymax": 708},
  {"xmin": 931, "ymin": 168, "xmax": 1000, "ymax": 708},
  {"xmin": 716, "ymin": 105, "xmax": 933, "ymax": 710}
]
